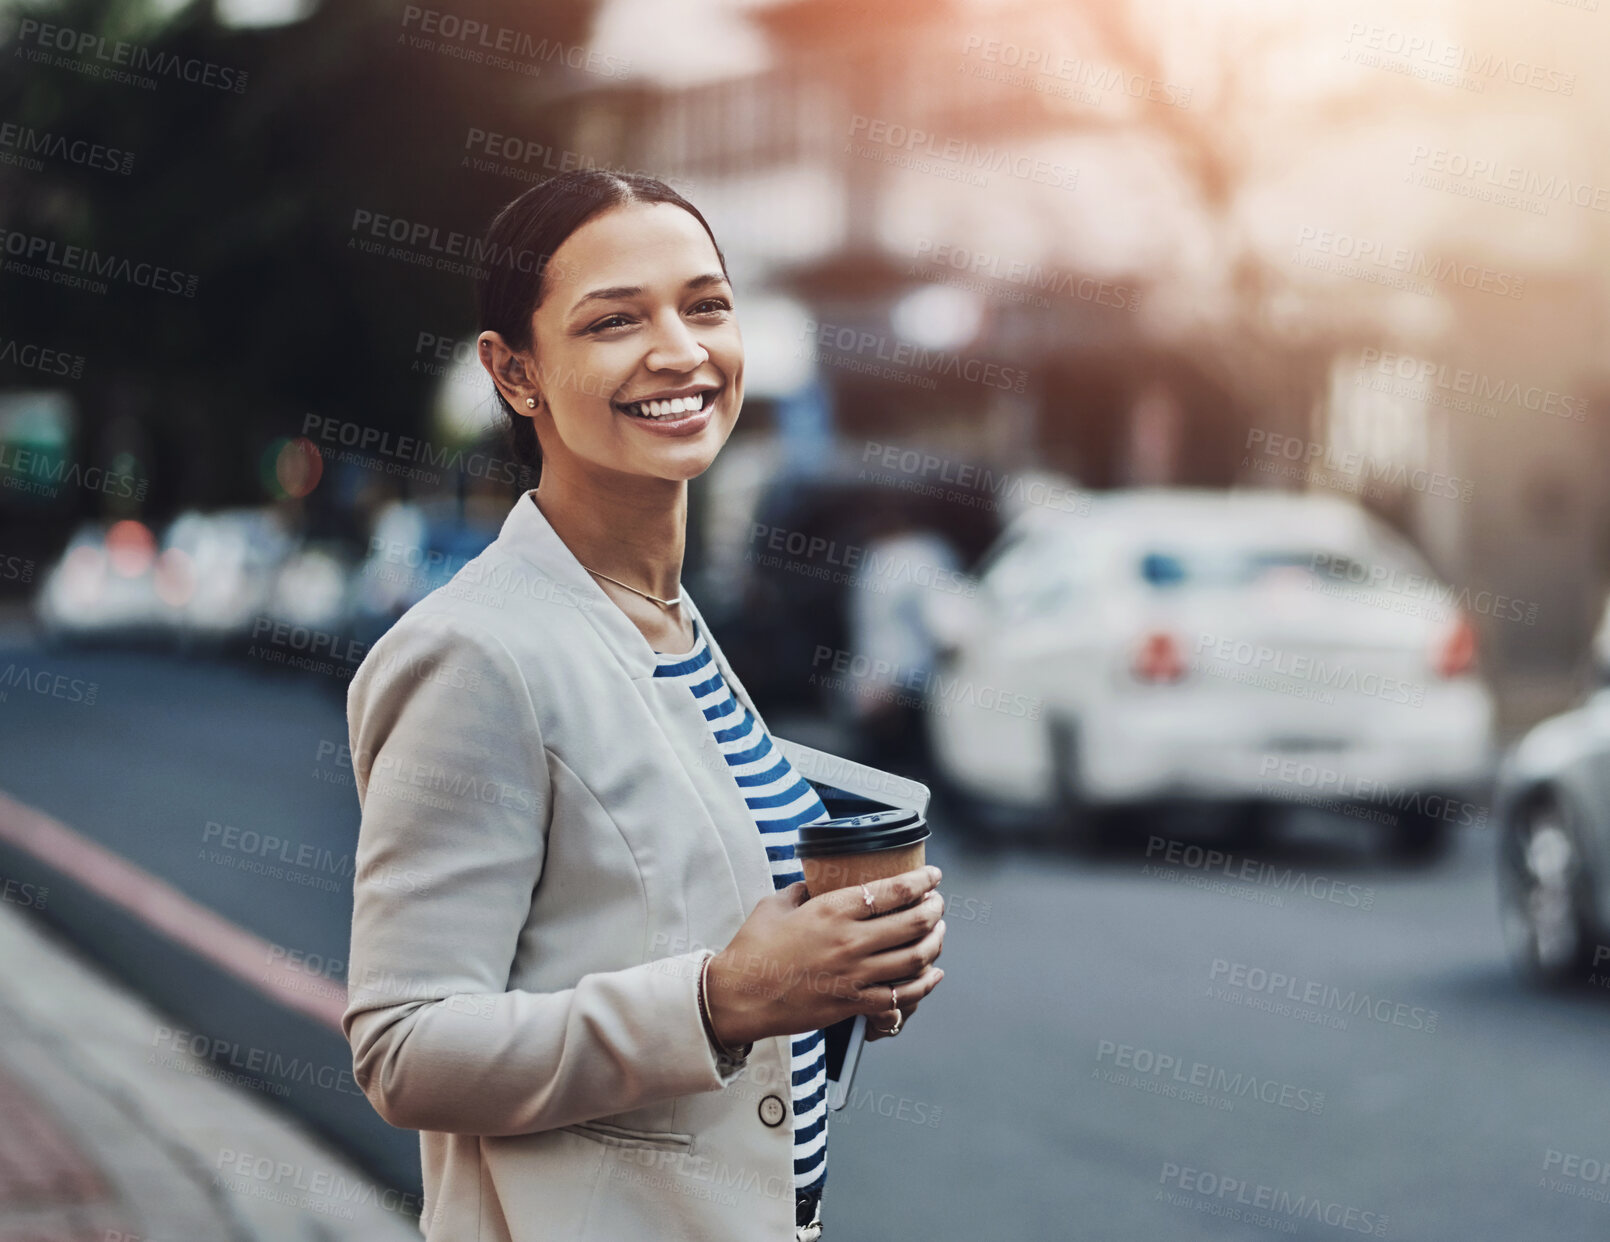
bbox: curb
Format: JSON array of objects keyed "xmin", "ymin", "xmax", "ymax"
[{"xmin": 0, "ymin": 894, "xmax": 420, "ymax": 1241}]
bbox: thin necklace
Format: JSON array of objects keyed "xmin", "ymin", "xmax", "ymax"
[{"xmin": 582, "ymin": 565, "xmax": 683, "ymax": 610}]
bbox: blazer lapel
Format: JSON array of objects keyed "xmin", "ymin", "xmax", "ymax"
[
  {"xmin": 492, "ymin": 490, "xmax": 656, "ymax": 680},
  {"xmin": 493, "ymin": 492, "xmax": 776, "ymax": 909},
  {"xmin": 494, "ymin": 488, "xmax": 770, "ymax": 726}
]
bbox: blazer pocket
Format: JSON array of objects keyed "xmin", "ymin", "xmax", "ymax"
[{"xmin": 558, "ymin": 1119, "xmax": 696, "ymax": 1152}]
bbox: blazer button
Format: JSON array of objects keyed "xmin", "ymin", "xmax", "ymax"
[{"xmin": 758, "ymin": 1094, "xmax": 787, "ymax": 1127}]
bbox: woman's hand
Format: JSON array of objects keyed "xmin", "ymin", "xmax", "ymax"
[
  {"xmin": 864, "ymin": 884, "xmax": 944, "ymax": 1041},
  {"xmin": 863, "ymin": 992, "xmax": 923, "ymax": 1042},
  {"xmin": 704, "ymin": 866, "xmax": 947, "ymax": 1048}
]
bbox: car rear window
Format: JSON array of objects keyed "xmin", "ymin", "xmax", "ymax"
[{"xmin": 1138, "ymin": 548, "xmax": 1347, "ymax": 588}]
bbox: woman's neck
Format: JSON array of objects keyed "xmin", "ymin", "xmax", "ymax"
[{"xmin": 532, "ymin": 468, "xmax": 687, "ymax": 602}]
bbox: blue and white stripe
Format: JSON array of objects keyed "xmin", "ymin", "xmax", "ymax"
[{"xmin": 654, "ymin": 618, "xmax": 828, "ymax": 1197}]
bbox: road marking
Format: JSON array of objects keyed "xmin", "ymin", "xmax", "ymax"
[{"xmin": 0, "ymin": 790, "xmax": 345, "ymax": 1033}]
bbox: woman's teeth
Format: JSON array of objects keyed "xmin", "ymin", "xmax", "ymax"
[{"xmin": 621, "ymin": 391, "xmax": 711, "ymax": 420}]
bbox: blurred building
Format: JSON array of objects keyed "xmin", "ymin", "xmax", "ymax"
[
  {"xmin": 566, "ymin": 0, "xmax": 1283, "ymax": 489},
  {"xmin": 569, "ymin": 0, "xmax": 1610, "ymax": 728}
]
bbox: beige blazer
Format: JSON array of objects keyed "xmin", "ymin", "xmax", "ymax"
[{"xmin": 343, "ymin": 490, "xmax": 915, "ymax": 1241}]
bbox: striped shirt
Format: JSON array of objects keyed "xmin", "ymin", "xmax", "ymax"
[{"xmin": 653, "ymin": 618, "xmax": 829, "ymax": 1200}]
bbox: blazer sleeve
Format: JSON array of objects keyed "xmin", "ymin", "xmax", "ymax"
[{"xmin": 342, "ymin": 610, "xmax": 744, "ymax": 1137}]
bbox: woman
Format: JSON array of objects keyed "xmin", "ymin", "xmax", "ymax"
[{"xmin": 343, "ymin": 169, "xmax": 948, "ymax": 1242}]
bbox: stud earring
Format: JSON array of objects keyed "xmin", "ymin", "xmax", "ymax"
[{"xmin": 525, "ymin": 397, "xmax": 536, "ymax": 409}]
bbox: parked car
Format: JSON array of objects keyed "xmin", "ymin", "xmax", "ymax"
[
  {"xmin": 922, "ymin": 488, "xmax": 1497, "ymax": 857},
  {"xmin": 1495, "ymin": 594, "xmax": 1610, "ymax": 986},
  {"xmin": 35, "ymin": 519, "xmax": 173, "ymax": 646},
  {"xmin": 699, "ymin": 443, "xmax": 1013, "ymax": 725},
  {"xmin": 162, "ymin": 508, "xmax": 299, "ymax": 650},
  {"xmin": 36, "ymin": 507, "xmax": 352, "ymax": 656},
  {"xmin": 347, "ymin": 496, "xmax": 503, "ymax": 650}
]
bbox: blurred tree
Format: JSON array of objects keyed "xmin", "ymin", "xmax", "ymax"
[{"xmin": 0, "ymin": 0, "xmax": 596, "ymax": 532}]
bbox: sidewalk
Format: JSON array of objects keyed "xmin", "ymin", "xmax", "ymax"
[{"xmin": 0, "ymin": 899, "xmax": 420, "ymax": 1242}]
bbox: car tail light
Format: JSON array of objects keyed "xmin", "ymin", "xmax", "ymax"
[
  {"xmin": 1435, "ymin": 613, "xmax": 1478, "ymax": 678},
  {"xmin": 106, "ymin": 520, "xmax": 156, "ymax": 577},
  {"xmin": 1132, "ymin": 631, "xmax": 1188, "ymax": 684}
]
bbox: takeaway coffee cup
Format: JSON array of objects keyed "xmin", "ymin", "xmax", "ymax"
[{"xmin": 794, "ymin": 807, "xmax": 931, "ymax": 904}]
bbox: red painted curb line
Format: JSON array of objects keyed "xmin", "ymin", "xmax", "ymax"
[{"xmin": 0, "ymin": 790, "xmax": 346, "ymax": 1034}]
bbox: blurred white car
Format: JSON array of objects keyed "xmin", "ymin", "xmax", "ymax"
[
  {"xmin": 161, "ymin": 508, "xmax": 298, "ymax": 646},
  {"xmin": 923, "ymin": 489, "xmax": 1497, "ymax": 856},
  {"xmin": 36, "ymin": 519, "xmax": 173, "ymax": 644},
  {"xmin": 264, "ymin": 543, "xmax": 352, "ymax": 633},
  {"xmin": 36, "ymin": 507, "xmax": 341, "ymax": 652}
]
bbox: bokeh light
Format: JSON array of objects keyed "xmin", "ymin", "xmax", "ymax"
[{"xmin": 105, "ymin": 520, "xmax": 156, "ymax": 578}]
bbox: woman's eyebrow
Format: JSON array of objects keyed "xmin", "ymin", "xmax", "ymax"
[
  {"xmin": 572, "ymin": 284, "xmax": 641, "ymax": 310},
  {"xmin": 570, "ymin": 272, "xmax": 729, "ymax": 314}
]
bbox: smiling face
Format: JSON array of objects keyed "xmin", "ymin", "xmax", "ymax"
[{"xmin": 521, "ymin": 201, "xmax": 743, "ymax": 485}]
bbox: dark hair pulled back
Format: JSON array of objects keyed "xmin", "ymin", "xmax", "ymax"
[{"xmin": 475, "ymin": 170, "xmax": 729, "ymax": 478}]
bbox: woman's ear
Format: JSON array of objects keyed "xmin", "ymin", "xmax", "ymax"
[{"xmin": 478, "ymin": 331, "xmax": 542, "ymax": 412}]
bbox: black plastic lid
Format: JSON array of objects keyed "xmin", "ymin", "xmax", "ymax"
[{"xmin": 794, "ymin": 807, "xmax": 929, "ymax": 858}]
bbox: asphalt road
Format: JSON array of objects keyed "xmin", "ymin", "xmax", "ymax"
[
  {"xmin": 3, "ymin": 642, "xmax": 1609, "ymax": 1241},
  {"xmin": 837, "ymin": 800, "xmax": 1610, "ymax": 1242}
]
